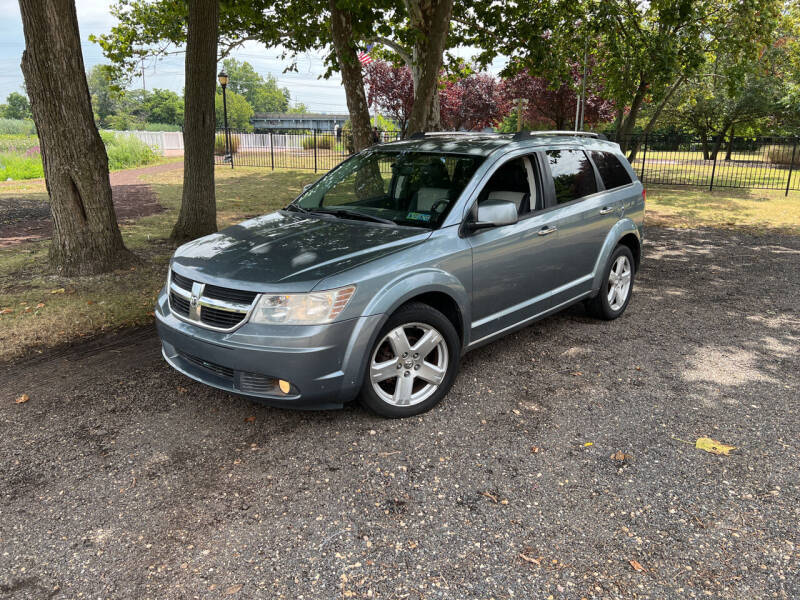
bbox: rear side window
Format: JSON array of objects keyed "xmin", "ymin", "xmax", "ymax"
[
  {"xmin": 590, "ymin": 151, "xmax": 633, "ymax": 190},
  {"xmin": 545, "ymin": 149, "xmax": 597, "ymax": 204}
]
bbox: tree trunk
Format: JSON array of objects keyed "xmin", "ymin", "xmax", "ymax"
[
  {"xmin": 701, "ymin": 133, "xmax": 710, "ymax": 160},
  {"xmin": 329, "ymin": 0, "xmax": 372, "ymax": 152},
  {"xmin": 171, "ymin": 0, "xmax": 218, "ymax": 243},
  {"xmin": 405, "ymin": 0, "xmax": 454, "ymax": 137},
  {"xmin": 725, "ymin": 125, "xmax": 735, "ymax": 161},
  {"xmin": 617, "ymin": 80, "xmax": 648, "ymax": 156},
  {"xmin": 18, "ymin": 0, "xmax": 134, "ymax": 276}
]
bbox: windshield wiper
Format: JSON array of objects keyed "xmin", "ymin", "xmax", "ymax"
[
  {"xmin": 285, "ymin": 203, "xmax": 309, "ymax": 214},
  {"xmin": 310, "ymin": 208, "xmax": 395, "ymax": 225}
]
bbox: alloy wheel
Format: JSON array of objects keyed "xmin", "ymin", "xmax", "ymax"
[
  {"xmin": 369, "ymin": 322, "xmax": 449, "ymax": 407},
  {"xmin": 607, "ymin": 255, "xmax": 632, "ymax": 311}
]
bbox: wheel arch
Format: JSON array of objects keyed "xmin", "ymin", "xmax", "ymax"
[{"xmin": 590, "ymin": 219, "xmax": 642, "ymax": 293}]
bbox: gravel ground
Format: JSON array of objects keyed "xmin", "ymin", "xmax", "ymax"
[{"xmin": 1, "ymin": 226, "xmax": 798, "ymax": 599}]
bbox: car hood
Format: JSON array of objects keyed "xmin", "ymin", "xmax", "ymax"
[{"xmin": 171, "ymin": 210, "xmax": 430, "ymax": 291}]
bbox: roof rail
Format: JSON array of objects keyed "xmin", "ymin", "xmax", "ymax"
[
  {"xmin": 512, "ymin": 130, "xmax": 607, "ymax": 141},
  {"xmin": 408, "ymin": 131, "xmax": 500, "ymax": 140}
]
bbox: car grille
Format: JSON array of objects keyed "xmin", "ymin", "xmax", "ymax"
[
  {"xmin": 168, "ymin": 269, "xmax": 257, "ymax": 331},
  {"xmin": 238, "ymin": 372, "xmax": 279, "ymax": 395},
  {"xmin": 179, "ymin": 351, "xmax": 234, "ymax": 379}
]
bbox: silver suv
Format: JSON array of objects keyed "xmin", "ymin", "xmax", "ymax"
[{"xmin": 156, "ymin": 131, "xmax": 644, "ymax": 417}]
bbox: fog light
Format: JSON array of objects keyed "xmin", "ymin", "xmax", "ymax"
[{"xmin": 278, "ymin": 379, "xmax": 291, "ymax": 394}]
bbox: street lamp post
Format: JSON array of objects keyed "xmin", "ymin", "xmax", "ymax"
[{"xmin": 218, "ymin": 69, "xmax": 232, "ymax": 168}]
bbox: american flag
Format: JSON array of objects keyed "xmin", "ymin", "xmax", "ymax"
[{"xmin": 357, "ymin": 43, "xmax": 375, "ymax": 66}]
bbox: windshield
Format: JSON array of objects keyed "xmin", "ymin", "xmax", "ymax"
[{"xmin": 293, "ymin": 150, "xmax": 484, "ymax": 228}]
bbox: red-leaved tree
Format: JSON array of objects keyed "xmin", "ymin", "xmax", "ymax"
[
  {"xmin": 364, "ymin": 61, "xmax": 415, "ymax": 134},
  {"xmin": 502, "ymin": 70, "xmax": 614, "ymax": 130},
  {"xmin": 439, "ymin": 73, "xmax": 508, "ymax": 130}
]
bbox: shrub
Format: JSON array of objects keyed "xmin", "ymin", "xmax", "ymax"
[
  {"xmin": 141, "ymin": 122, "xmax": 182, "ymax": 132},
  {"xmin": 101, "ymin": 132, "xmax": 158, "ymax": 170},
  {"xmin": 301, "ymin": 135, "xmax": 333, "ymax": 150},
  {"xmin": 762, "ymin": 145, "xmax": 800, "ymax": 167},
  {"xmin": 214, "ymin": 133, "xmax": 241, "ymax": 154},
  {"xmin": 0, "ymin": 152, "xmax": 44, "ymax": 180},
  {"xmin": 0, "ymin": 134, "xmax": 39, "ymax": 154},
  {"xmin": 0, "ymin": 118, "xmax": 37, "ymax": 135}
]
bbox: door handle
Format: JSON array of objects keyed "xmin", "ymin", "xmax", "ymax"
[
  {"xmin": 599, "ymin": 206, "xmax": 616, "ymax": 215},
  {"xmin": 537, "ymin": 226, "xmax": 557, "ymax": 236}
]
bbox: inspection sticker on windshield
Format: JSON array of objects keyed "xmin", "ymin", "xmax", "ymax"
[{"xmin": 405, "ymin": 212, "xmax": 431, "ymax": 222}]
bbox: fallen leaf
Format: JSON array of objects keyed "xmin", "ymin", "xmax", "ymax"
[
  {"xmin": 1, "ymin": 308, "xmax": 13, "ymax": 314},
  {"xmin": 519, "ymin": 553, "xmax": 542, "ymax": 565},
  {"xmin": 225, "ymin": 584, "xmax": 243, "ymax": 595},
  {"xmin": 583, "ymin": 442, "xmax": 593, "ymax": 447},
  {"xmin": 696, "ymin": 437, "xmax": 736, "ymax": 456},
  {"xmin": 15, "ymin": 394, "xmax": 29, "ymax": 404},
  {"xmin": 629, "ymin": 559, "xmax": 646, "ymax": 572},
  {"xmin": 36, "ymin": 303, "xmax": 45, "ymax": 308},
  {"xmin": 244, "ymin": 416, "xmax": 256, "ymax": 423},
  {"xmin": 571, "ymin": 371, "xmax": 583, "ymax": 376},
  {"xmin": 611, "ymin": 450, "xmax": 631, "ymax": 461},
  {"xmin": 481, "ymin": 491, "xmax": 499, "ymax": 503},
  {"xmin": 50, "ymin": 288, "xmax": 65, "ymax": 294},
  {"xmin": 176, "ymin": 386, "xmax": 188, "ymax": 394},
  {"xmin": 531, "ymin": 446, "xmax": 541, "ymax": 453},
  {"xmin": 87, "ymin": 300, "xmax": 94, "ymax": 305}
]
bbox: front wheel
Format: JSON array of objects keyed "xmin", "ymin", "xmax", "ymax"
[
  {"xmin": 360, "ymin": 302, "xmax": 460, "ymax": 418},
  {"xmin": 587, "ymin": 245, "xmax": 635, "ymax": 320}
]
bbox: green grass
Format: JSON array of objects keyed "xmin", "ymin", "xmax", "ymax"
[
  {"xmin": 0, "ymin": 153, "xmax": 44, "ymax": 180},
  {"xmin": 645, "ymin": 186, "xmax": 800, "ymax": 234},
  {"xmin": 0, "ymin": 167, "xmax": 318, "ymax": 360},
  {"xmin": 0, "ymin": 163, "xmax": 797, "ymax": 360}
]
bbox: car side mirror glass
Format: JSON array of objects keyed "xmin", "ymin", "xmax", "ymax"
[{"xmin": 470, "ymin": 200, "xmax": 518, "ymax": 231}]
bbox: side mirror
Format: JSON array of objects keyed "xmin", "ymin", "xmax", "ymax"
[{"xmin": 468, "ymin": 200, "xmax": 518, "ymax": 231}]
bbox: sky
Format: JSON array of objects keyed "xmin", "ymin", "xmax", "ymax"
[{"xmin": 0, "ymin": 0, "xmax": 505, "ymax": 114}]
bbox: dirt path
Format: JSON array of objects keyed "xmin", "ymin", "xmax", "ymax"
[
  {"xmin": 0, "ymin": 160, "xmax": 183, "ymax": 248},
  {"xmin": 1, "ymin": 227, "xmax": 798, "ymax": 599}
]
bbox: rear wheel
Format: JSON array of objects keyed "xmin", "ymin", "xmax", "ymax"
[
  {"xmin": 587, "ymin": 245, "xmax": 635, "ymax": 320},
  {"xmin": 360, "ymin": 302, "xmax": 460, "ymax": 418}
]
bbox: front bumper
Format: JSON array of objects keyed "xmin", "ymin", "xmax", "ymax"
[{"xmin": 155, "ymin": 289, "xmax": 383, "ymax": 409}]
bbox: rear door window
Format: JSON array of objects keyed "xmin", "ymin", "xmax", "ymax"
[
  {"xmin": 545, "ymin": 149, "xmax": 597, "ymax": 204},
  {"xmin": 590, "ymin": 151, "xmax": 633, "ymax": 190}
]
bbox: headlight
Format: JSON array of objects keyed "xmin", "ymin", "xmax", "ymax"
[{"xmin": 250, "ymin": 285, "xmax": 356, "ymax": 325}]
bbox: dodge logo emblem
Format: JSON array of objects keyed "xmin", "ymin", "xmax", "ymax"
[{"xmin": 190, "ymin": 294, "xmax": 198, "ymax": 308}]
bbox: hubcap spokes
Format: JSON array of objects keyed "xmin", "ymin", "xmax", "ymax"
[
  {"xmin": 607, "ymin": 256, "xmax": 632, "ymax": 311},
  {"xmin": 370, "ymin": 322, "xmax": 448, "ymax": 407}
]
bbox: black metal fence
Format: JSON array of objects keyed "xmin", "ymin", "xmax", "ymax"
[
  {"xmin": 608, "ymin": 133, "xmax": 800, "ymax": 194},
  {"xmin": 215, "ymin": 129, "xmax": 800, "ymax": 194},
  {"xmin": 214, "ymin": 129, "xmax": 400, "ymax": 173}
]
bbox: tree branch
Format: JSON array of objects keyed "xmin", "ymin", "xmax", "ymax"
[{"xmin": 366, "ymin": 36, "xmax": 413, "ymax": 67}]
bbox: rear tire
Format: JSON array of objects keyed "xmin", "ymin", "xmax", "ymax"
[
  {"xmin": 587, "ymin": 245, "xmax": 635, "ymax": 320},
  {"xmin": 360, "ymin": 302, "xmax": 460, "ymax": 418}
]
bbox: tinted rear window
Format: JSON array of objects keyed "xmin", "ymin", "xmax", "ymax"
[
  {"xmin": 545, "ymin": 149, "xmax": 597, "ymax": 204},
  {"xmin": 590, "ymin": 151, "xmax": 633, "ymax": 190}
]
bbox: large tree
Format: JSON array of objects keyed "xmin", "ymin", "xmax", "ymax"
[
  {"xmin": 170, "ymin": 0, "xmax": 219, "ymax": 243},
  {"xmin": 18, "ymin": 0, "xmax": 134, "ymax": 276}
]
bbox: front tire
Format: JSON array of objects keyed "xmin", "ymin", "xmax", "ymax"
[
  {"xmin": 360, "ymin": 302, "xmax": 460, "ymax": 418},
  {"xmin": 587, "ymin": 245, "xmax": 635, "ymax": 320}
]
